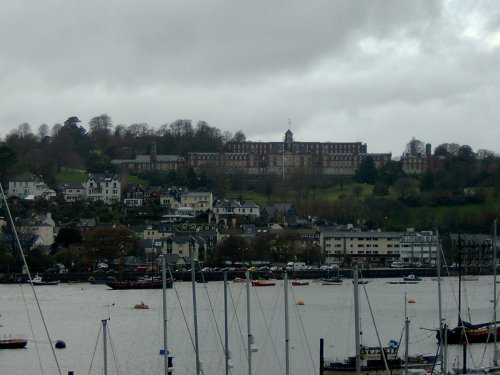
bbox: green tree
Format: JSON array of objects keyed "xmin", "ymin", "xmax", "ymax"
[
  {"xmin": 52, "ymin": 227, "xmax": 82, "ymax": 250},
  {"xmin": 0, "ymin": 145, "xmax": 17, "ymax": 183},
  {"xmin": 210, "ymin": 235, "xmax": 249, "ymax": 265},
  {"xmin": 26, "ymin": 247, "xmax": 54, "ymax": 272},
  {"xmin": 420, "ymin": 169, "xmax": 434, "ymax": 191},
  {"xmin": 85, "ymin": 227, "xmax": 140, "ymax": 262},
  {"xmin": 377, "ymin": 161, "xmax": 404, "ymax": 185},
  {"xmin": 353, "ymin": 156, "xmax": 377, "ymax": 184}
]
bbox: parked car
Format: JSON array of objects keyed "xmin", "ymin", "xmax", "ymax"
[{"xmin": 390, "ymin": 261, "xmax": 407, "ymax": 268}]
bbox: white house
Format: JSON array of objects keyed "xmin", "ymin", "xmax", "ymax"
[
  {"xmin": 84, "ymin": 173, "xmax": 121, "ymax": 204},
  {"xmin": 235, "ymin": 202, "xmax": 260, "ymax": 217},
  {"xmin": 18, "ymin": 217, "xmax": 55, "ymax": 246},
  {"xmin": 61, "ymin": 182, "xmax": 86, "ymax": 202},
  {"xmin": 213, "ymin": 200, "xmax": 260, "ymax": 218},
  {"xmin": 161, "ymin": 189, "xmax": 213, "ymax": 213},
  {"xmin": 8, "ymin": 173, "xmax": 56, "ymax": 199}
]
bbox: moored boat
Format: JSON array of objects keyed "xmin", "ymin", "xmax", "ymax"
[
  {"xmin": 29, "ymin": 274, "xmax": 59, "ymax": 286},
  {"xmin": 134, "ymin": 301, "xmax": 150, "ymax": 309},
  {"xmin": 387, "ymin": 275, "xmax": 421, "ymax": 285},
  {"xmin": 106, "ymin": 277, "xmax": 173, "ymax": 290},
  {"xmin": 291, "ymin": 280, "xmax": 309, "ymax": 286},
  {"xmin": 438, "ymin": 321, "xmax": 500, "ymax": 344},
  {"xmin": 251, "ymin": 280, "xmax": 276, "ymax": 287},
  {"xmin": 403, "ymin": 274, "xmax": 422, "ymax": 282},
  {"xmin": 321, "ymin": 264, "xmax": 435, "ymax": 375},
  {"xmin": 321, "ymin": 277, "xmax": 342, "ymax": 285},
  {"xmin": 0, "ymin": 335, "xmax": 28, "ymax": 349}
]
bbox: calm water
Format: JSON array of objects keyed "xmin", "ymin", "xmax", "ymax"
[{"xmin": 0, "ymin": 276, "xmax": 497, "ymax": 375}]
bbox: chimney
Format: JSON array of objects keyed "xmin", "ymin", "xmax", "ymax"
[
  {"xmin": 425, "ymin": 143, "xmax": 432, "ymax": 157},
  {"xmin": 150, "ymin": 143, "xmax": 157, "ymax": 163}
]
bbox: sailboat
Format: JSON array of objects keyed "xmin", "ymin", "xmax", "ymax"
[
  {"xmin": 0, "ymin": 331, "xmax": 28, "ymax": 349},
  {"xmin": 0, "ymin": 183, "xmax": 67, "ymax": 371},
  {"xmin": 321, "ymin": 267, "xmax": 343, "ymax": 285},
  {"xmin": 320, "ymin": 264, "xmax": 434, "ymax": 375},
  {"xmin": 0, "ymin": 310, "xmax": 27, "ymax": 349},
  {"xmin": 439, "ymin": 232, "xmax": 500, "ymax": 345}
]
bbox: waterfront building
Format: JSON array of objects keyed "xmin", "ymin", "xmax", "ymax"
[
  {"xmin": 399, "ymin": 230, "xmax": 437, "ymax": 267},
  {"xmin": 320, "ymin": 229, "xmax": 401, "ymax": 266}
]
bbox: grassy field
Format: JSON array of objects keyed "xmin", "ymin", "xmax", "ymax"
[{"xmin": 54, "ymin": 169, "xmax": 87, "ymax": 185}]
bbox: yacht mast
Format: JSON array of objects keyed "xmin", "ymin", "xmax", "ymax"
[
  {"xmin": 494, "ymin": 219, "xmax": 498, "ymax": 366},
  {"xmin": 353, "ymin": 263, "xmax": 361, "ymax": 375},
  {"xmin": 224, "ymin": 271, "xmax": 230, "ymax": 375},
  {"xmin": 162, "ymin": 255, "xmax": 174, "ymax": 375},
  {"xmin": 190, "ymin": 240, "xmax": 201, "ymax": 374},
  {"xmin": 436, "ymin": 227, "xmax": 446, "ymax": 375},
  {"xmin": 102, "ymin": 319, "xmax": 108, "ymax": 375},
  {"xmin": 284, "ymin": 272, "xmax": 290, "ymax": 375},
  {"xmin": 246, "ymin": 270, "xmax": 253, "ymax": 375}
]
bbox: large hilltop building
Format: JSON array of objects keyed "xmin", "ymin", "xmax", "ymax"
[
  {"xmin": 111, "ymin": 130, "xmax": 392, "ymax": 177},
  {"xmin": 221, "ymin": 129, "xmax": 391, "ymax": 176}
]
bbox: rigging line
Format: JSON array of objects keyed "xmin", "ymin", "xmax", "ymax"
[
  {"xmin": 228, "ymin": 281, "xmax": 249, "ymax": 365},
  {"xmin": 360, "ymin": 280, "xmax": 390, "ymax": 375},
  {"xmin": 289, "ymin": 282, "xmax": 318, "ymax": 375},
  {"xmin": 200, "ymin": 270, "xmax": 230, "ymax": 374},
  {"xmin": 0, "ymin": 182, "xmax": 63, "ymax": 375},
  {"xmin": 395, "ymin": 324, "xmax": 405, "ymax": 357},
  {"xmin": 167, "ymin": 265, "xmax": 197, "ymax": 354},
  {"xmin": 251, "ymin": 274, "xmax": 284, "ymax": 375},
  {"xmin": 20, "ymin": 284, "xmax": 45, "ymax": 375},
  {"xmin": 198, "ymin": 271, "xmax": 229, "ymax": 371},
  {"xmin": 256, "ymin": 279, "xmax": 283, "ymax": 375},
  {"xmin": 107, "ymin": 328, "xmax": 123, "ymax": 375},
  {"xmin": 86, "ymin": 325, "xmax": 102, "ymax": 375}
]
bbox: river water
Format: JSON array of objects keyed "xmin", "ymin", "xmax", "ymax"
[{"xmin": 0, "ymin": 276, "xmax": 497, "ymax": 375}]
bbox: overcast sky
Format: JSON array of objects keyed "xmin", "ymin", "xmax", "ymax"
[{"xmin": 1, "ymin": 1, "xmax": 499, "ymax": 155}]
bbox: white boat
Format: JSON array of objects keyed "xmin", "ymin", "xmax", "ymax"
[
  {"xmin": 461, "ymin": 275, "xmax": 479, "ymax": 282},
  {"xmin": 387, "ymin": 274, "xmax": 421, "ymax": 284},
  {"xmin": 29, "ymin": 274, "xmax": 60, "ymax": 286}
]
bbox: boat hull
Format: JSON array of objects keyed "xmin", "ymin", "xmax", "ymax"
[
  {"xmin": 106, "ymin": 279, "xmax": 173, "ymax": 290},
  {"xmin": 251, "ymin": 281, "xmax": 275, "ymax": 287},
  {"xmin": 440, "ymin": 326, "xmax": 500, "ymax": 344},
  {"xmin": 0, "ymin": 338, "xmax": 28, "ymax": 349}
]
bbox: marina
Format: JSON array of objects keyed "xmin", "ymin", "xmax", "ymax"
[{"xmin": 1, "ymin": 275, "xmax": 499, "ymax": 374}]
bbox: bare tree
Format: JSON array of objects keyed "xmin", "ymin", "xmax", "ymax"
[
  {"xmin": 232, "ymin": 130, "xmax": 246, "ymax": 142},
  {"xmin": 38, "ymin": 123, "xmax": 49, "ymax": 139},
  {"xmin": 51, "ymin": 123, "xmax": 62, "ymax": 137},
  {"xmin": 404, "ymin": 137, "xmax": 425, "ymax": 156}
]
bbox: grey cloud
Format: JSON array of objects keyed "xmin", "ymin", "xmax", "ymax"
[{"xmin": 0, "ymin": 1, "xmax": 499, "ymax": 154}]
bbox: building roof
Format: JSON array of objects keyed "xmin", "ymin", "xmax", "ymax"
[
  {"xmin": 88, "ymin": 173, "xmax": 118, "ymax": 183},
  {"xmin": 10, "ymin": 173, "xmax": 44, "ymax": 183},
  {"xmin": 62, "ymin": 182, "xmax": 85, "ymax": 189},
  {"xmin": 321, "ymin": 230, "xmax": 401, "ymax": 238}
]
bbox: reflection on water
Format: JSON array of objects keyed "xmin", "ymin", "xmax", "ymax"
[{"xmin": 0, "ymin": 276, "xmax": 496, "ymax": 374}]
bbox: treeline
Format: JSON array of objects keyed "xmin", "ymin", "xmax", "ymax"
[
  {"xmin": 0, "ymin": 115, "xmax": 246, "ymax": 187},
  {"xmin": 1, "ymin": 116, "xmax": 499, "ymax": 233}
]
